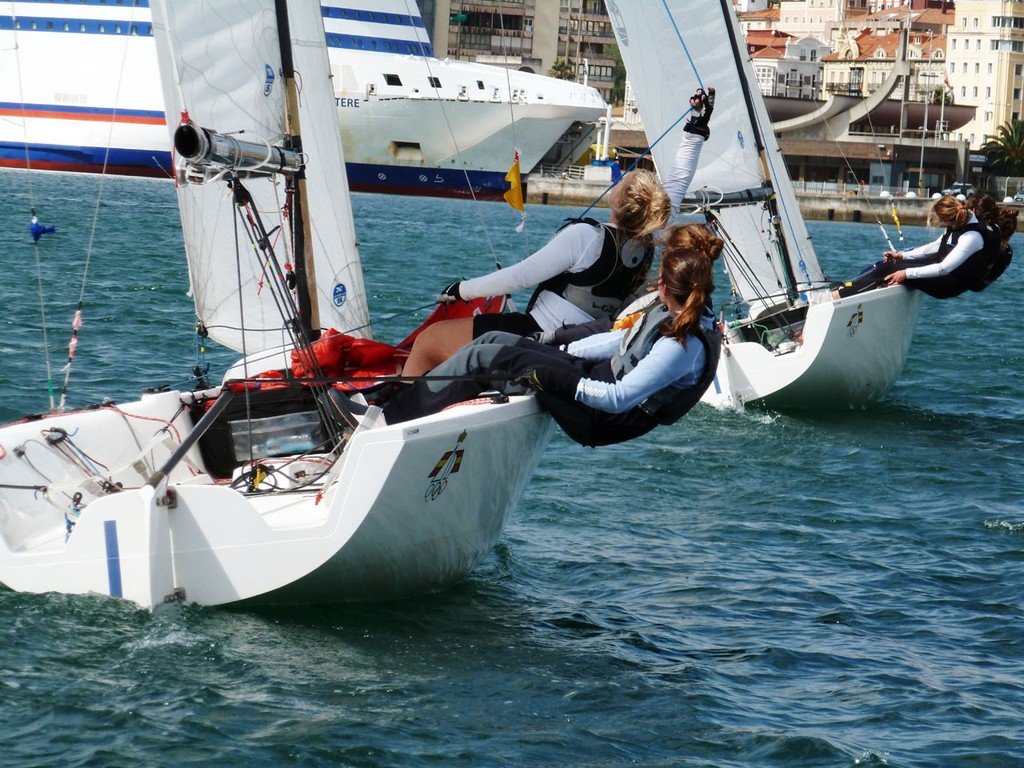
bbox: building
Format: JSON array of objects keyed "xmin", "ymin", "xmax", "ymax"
[
  {"xmin": 951, "ymin": 0, "xmax": 1024, "ymax": 147},
  {"xmin": 751, "ymin": 33, "xmax": 832, "ymax": 99},
  {"xmin": 421, "ymin": 1, "xmax": 619, "ymax": 104},
  {"xmin": 420, "ymin": 1, "xmax": 993, "ymax": 191}
]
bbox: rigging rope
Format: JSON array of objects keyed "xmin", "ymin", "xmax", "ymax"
[
  {"xmin": 398, "ymin": 0, "xmax": 514, "ymax": 276},
  {"xmin": 578, "ymin": 0, "xmax": 705, "ymax": 219},
  {"xmin": 10, "ymin": 9, "xmax": 57, "ymax": 411},
  {"xmin": 820, "ymin": 110, "xmax": 906, "ymax": 251}
]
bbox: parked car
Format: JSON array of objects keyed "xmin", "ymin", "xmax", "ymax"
[
  {"xmin": 1013, "ymin": 190, "xmax": 1024, "ymax": 204},
  {"xmin": 942, "ymin": 182, "xmax": 976, "ymax": 197}
]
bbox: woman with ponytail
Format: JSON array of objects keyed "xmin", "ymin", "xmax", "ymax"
[
  {"xmin": 381, "ymin": 224, "xmax": 724, "ymax": 447},
  {"xmin": 833, "ymin": 194, "xmax": 1003, "ymax": 299}
]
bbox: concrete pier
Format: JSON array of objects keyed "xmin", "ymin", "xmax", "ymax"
[{"xmin": 525, "ymin": 174, "xmax": 939, "ymax": 226}]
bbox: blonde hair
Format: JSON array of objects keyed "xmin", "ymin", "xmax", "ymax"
[
  {"xmin": 611, "ymin": 169, "xmax": 671, "ymax": 241},
  {"xmin": 657, "ymin": 224, "xmax": 723, "ymax": 342},
  {"xmin": 928, "ymin": 195, "xmax": 970, "ymax": 229}
]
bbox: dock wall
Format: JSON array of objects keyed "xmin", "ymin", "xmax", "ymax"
[{"xmin": 526, "ymin": 175, "xmax": 938, "ymax": 226}]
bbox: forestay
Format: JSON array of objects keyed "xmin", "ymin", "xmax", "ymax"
[
  {"xmin": 151, "ymin": 1, "xmax": 369, "ymax": 354},
  {"xmin": 606, "ymin": 0, "xmax": 825, "ymax": 316}
]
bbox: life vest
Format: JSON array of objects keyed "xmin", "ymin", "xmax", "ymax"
[
  {"xmin": 609, "ymin": 303, "xmax": 722, "ymax": 425},
  {"xmin": 926, "ymin": 221, "xmax": 1002, "ymax": 298},
  {"xmin": 527, "ymin": 217, "xmax": 654, "ymax": 319},
  {"xmin": 969, "ymin": 237, "xmax": 1012, "ymax": 292}
]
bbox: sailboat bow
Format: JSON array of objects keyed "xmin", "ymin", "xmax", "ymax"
[{"xmin": 0, "ymin": 0, "xmax": 553, "ymax": 609}]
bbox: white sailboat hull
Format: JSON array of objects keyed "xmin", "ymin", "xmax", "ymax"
[
  {"xmin": 703, "ymin": 287, "xmax": 922, "ymax": 409},
  {"xmin": 0, "ymin": 391, "xmax": 553, "ymax": 608}
]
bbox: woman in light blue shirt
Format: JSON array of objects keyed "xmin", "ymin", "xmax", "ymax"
[{"xmin": 381, "ymin": 224, "xmax": 724, "ymax": 446}]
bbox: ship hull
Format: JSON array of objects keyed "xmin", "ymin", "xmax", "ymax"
[{"xmin": 0, "ymin": 4, "xmax": 606, "ymax": 198}]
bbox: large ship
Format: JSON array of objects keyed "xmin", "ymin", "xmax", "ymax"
[{"xmin": 0, "ymin": 0, "xmax": 607, "ymax": 199}]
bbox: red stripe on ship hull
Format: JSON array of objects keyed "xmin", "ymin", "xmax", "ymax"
[{"xmin": 0, "ymin": 108, "xmax": 165, "ymax": 125}]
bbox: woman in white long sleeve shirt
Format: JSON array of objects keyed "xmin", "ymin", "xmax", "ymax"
[
  {"xmin": 382, "ymin": 224, "xmax": 724, "ymax": 447},
  {"xmin": 401, "ymin": 169, "xmax": 672, "ymax": 375},
  {"xmin": 400, "ymin": 89, "xmax": 717, "ymax": 377},
  {"xmin": 833, "ymin": 195, "xmax": 1002, "ymax": 299}
]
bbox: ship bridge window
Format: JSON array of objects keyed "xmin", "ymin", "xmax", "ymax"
[
  {"xmin": 384, "ymin": 74, "xmax": 403, "ymax": 86},
  {"xmin": 428, "ymin": 76, "xmax": 441, "ymax": 88}
]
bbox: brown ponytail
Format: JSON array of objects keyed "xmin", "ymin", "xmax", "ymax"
[
  {"xmin": 612, "ymin": 169, "xmax": 671, "ymax": 241},
  {"xmin": 656, "ymin": 224, "xmax": 723, "ymax": 343},
  {"xmin": 928, "ymin": 195, "xmax": 970, "ymax": 229}
]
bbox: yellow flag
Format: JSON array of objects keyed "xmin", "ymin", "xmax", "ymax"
[{"xmin": 503, "ymin": 151, "xmax": 524, "ymax": 212}]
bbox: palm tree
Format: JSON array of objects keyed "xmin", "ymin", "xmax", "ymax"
[
  {"xmin": 981, "ymin": 120, "xmax": 1024, "ymax": 176},
  {"xmin": 608, "ymin": 45, "xmax": 626, "ymax": 106},
  {"xmin": 548, "ymin": 58, "xmax": 575, "ymax": 81}
]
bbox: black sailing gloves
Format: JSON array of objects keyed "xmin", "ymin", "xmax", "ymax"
[
  {"xmin": 683, "ymin": 86, "xmax": 716, "ymax": 141},
  {"xmin": 514, "ymin": 367, "xmax": 583, "ymax": 399},
  {"xmin": 437, "ymin": 282, "xmax": 463, "ymax": 303}
]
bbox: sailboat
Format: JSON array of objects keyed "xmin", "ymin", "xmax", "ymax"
[
  {"xmin": 607, "ymin": 0, "xmax": 921, "ymax": 409},
  {"xmin": 0, "ymin": 0, "xmax": 553, "ymax": 610}
]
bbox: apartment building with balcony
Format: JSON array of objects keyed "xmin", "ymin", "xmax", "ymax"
[
  {"xmin": 749, "ymin": 31, "xmax": 832, "ymax": 99},
  {"xmin": 951, "ymin": 0, "xmax": 1024, "ymax": 147},
  {"xmin": 421, "ymin": 0, "xmax": 618, "ymax": 104}
]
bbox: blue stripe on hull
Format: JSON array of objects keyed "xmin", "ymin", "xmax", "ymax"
[
  {"xmin": 0, "ymin": 143, "xmax": 171, "ymax": 176},
  {"xmin": 3, "ymin": 0, "xmax": 151, "ymax": 7},
  {"xmin": 103, "ymin": 520, "xmax": 123, "ymax": 599},
  {"xmin": 0, "ymin": 3, "xmax": 433, "ymax": 57},
  {"xmin": 343, "ymin": 162, "xmax": 513, "ymax": 201},
  {"xmin": 0, "ymin": 146, "xmax": 518, "ymax": 200}
]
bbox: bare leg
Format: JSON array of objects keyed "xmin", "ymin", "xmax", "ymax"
[{"xmin": 401, "ymin": 317, "xmax": 475, "ymax": 376}]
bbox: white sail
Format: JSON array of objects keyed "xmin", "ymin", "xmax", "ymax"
[
  {"xmin": 151, "ymin": 1, "xmax": 369, "ymax": 354},
  {"xmin": 607, "ymin": 0, "xmax": 921, "ymax": 409},
  {"xmin": 607, "ymin": 0, "xmax": 824, "ymax": 316}
]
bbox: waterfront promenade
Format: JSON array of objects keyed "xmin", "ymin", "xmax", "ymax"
[{"xmin": 525, "ymin": 174, "xmax": 939, "ymax": 225}]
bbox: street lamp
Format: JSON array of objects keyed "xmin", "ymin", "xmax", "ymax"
[{"xmin": 918, "ymin": 72, "xmax": 937, "ymax": 194}]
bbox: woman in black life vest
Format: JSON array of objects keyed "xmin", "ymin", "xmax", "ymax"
[
  {"xmin": 401, "ymin": 88, "xmax": 717, "ymax": 378},
  {"xmin": 381, "ymin": 224, "xmax": 724, "ymax": 447},
  {"xmin": 832, "ymin": 195, "xmax": 1005, "ymax": 299}
]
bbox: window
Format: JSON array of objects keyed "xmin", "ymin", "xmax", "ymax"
[
  {"xmin": 384, "ymin": 73, "xmax": 402, "ymax": 86},
  {"xmin": 428, "ymin": 76, "xmax": 441, "ymax": 88}
]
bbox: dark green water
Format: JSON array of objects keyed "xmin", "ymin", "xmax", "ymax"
[{"xmin": 2, "ymin": 171, "xmax": 1023, "ymax": 767}]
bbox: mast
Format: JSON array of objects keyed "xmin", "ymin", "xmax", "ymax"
[
  {"xmin": 275, "ymin": 0, "xmax": 320, "ymax": 341},
  {"xmin": 717, "ymin": 0, "xmax": 800, "ymax": 301}
]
